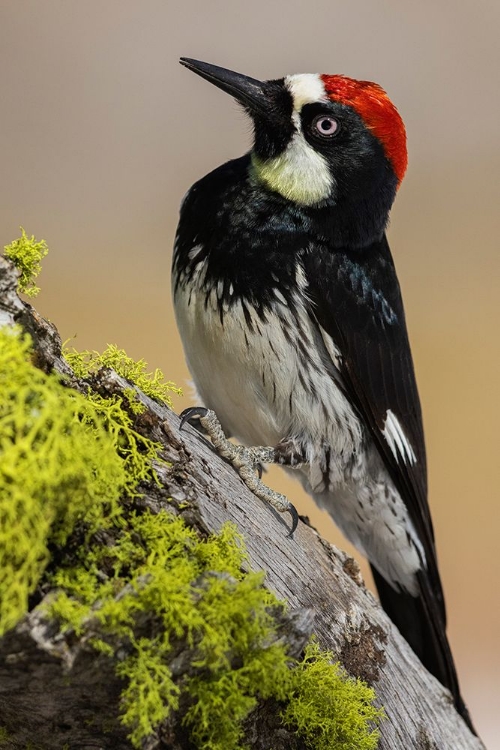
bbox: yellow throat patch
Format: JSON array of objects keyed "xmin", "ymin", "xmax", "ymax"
[{"xmin": 251, "ymin": 134, "xmax": 332, "ymax": 206}]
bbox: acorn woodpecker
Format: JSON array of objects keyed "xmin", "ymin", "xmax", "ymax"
[{"xmin": 172, "ymin": 58, "xmax": 474, "ymax": 731}]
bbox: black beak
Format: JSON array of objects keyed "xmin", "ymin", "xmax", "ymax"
[{"xmin": 179, "ymin": 58, "xmax": 272, "ymax": 119}]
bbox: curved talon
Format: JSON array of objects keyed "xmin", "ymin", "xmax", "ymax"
[
  {"xmin": 287, "ymin": 504, "xmax": 299, "ymax": 538},
  {"xmin": 179, "ymin": 406, "xmax": 209, "ymax": 431}
]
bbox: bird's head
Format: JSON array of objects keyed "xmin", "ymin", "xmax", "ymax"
[{"xmin": 180, "ymin": 58, "xmax": 407, "ymax": 211}]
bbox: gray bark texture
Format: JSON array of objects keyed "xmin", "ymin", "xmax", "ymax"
[{"xmin": 0, "ymin": 255, "xmax": 486, "ymax": 749}]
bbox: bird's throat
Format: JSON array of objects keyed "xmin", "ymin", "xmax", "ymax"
[{"xmin": 250, "ymin": 134, "xmax": 333, "ymax": 206}]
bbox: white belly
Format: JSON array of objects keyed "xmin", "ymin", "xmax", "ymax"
[{"xmin": 173, "ymin": 264, "xmax": 363, "ymax": 482}]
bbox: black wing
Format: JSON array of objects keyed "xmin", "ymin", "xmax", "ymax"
[
  {"xmin": 303, "ymin": 235, "xmax": 473, "ymax": 727},
  {"xmin": 303, "ymin": 235, "xmax": 431, "ymax": 551}
]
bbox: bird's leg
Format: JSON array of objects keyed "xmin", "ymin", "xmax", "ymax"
[{"xmin": 179, "ymin": 407, "xmax": 301, "ymax": 536}]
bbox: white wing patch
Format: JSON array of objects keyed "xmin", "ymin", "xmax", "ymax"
[{"xmin": 383, "ymin": 410, "xmax": 417, "ymax": 466}]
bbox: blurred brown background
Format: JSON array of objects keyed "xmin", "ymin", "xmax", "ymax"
[{"xmin": 1, "ymin": 1, "xmax": 499, "ymax": 744}]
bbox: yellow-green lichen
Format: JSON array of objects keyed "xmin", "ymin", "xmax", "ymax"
[
  {"xmin": 283, "ymin": 639, "xmax": 383, "ymax": 750},
  {"xmin": 0, "ymin": 328, "xmax": 160, "ymax": 636},
  {"xmin": 64, "ymin": 343, "xmax": 181, "ymax": 408},
  {"xmin": 76, "ymin": 389, "xmax": 162, "ymax": 495},
  {"xmin": 3, "ymin": 227, "xmax": 49, "ymax": 297},
  {"xmin": 49, "ymin": 510, "xmax": 382, "ymax": 750},
  {"xmin": 49, "ymin": 512, "xmax": 286, "ymax": 748}
]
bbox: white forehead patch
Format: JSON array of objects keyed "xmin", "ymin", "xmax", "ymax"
[{"xmin": 285, "ymin": 73, "xmax": 327, "ymax": 111}]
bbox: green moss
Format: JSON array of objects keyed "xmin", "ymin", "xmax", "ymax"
[
  {"xmin": 49, "ymin": 512, "xmax": 287, "ymax": 749},
  {"xmin": 283, "ymin": 639, "xmax": 383, "ymax": 749},
  {"xmin": 185, "ymin": 640, "xmax": 290, "ymax": 749},
  {"xmin": 3, "ymin": 227, "xmax": 49, "ymax": 297},
  {"xmin": 117, "ymin": 638, "xmax": 180, "ymax": 745},
  {"xmin": 76, "ymin": 389, "xmax": 162, "ymax": 497},
  {"xmin": 64, "ymin": 343, "xmax": 182, "ymax": 408},
  {"xmin": 0, "ymin": 328, "xmax": 160, "ymax": 636},
  {"xmin": 49, "ymin": 510, "xmax": 382, "ymax": 750},
  {"xmin": 0, "ymin": 727, "xmax": 10, "ymax": 745}
]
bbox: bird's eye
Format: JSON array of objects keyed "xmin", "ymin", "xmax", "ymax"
[{"xmin": 312, "ymin": 115, "xmax": 339, "ymax": 138}]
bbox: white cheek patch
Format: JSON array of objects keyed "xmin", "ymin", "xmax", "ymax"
[
  {"xmin": 252, "ymin": 133, "xmax": 333, "ymax": 205},
  {"xmin": 251, "ymin": 72, "xmax": 332, "ymax": 206},
  {"xmin": 383, "ymin": 410, "xmax": 417, "ymax": 466}
]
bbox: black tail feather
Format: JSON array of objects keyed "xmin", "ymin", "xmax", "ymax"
[{"xmin": 370, "ymin": 565, "xmax": 476, "ymax": 734}]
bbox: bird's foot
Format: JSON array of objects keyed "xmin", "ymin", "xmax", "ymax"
[{"xmin": 179, "ymin": 407, "xmax": 300, "ymax": 536}]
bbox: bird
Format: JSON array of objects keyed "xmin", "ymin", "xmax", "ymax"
[{"xmin": 172, "ymin": 57, "xmax": 474, "ymax": 732}]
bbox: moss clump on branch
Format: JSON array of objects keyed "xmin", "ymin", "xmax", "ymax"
[
  {"xmin": 0, "ymin": 326, "xmax": 162, "ymax": 636},
  {"xmin": 49, "ymin": 512, "xmax": 382, "ymax": 750},
  {"xmin": 64, "ymin": 343, "xmax": 182, "ymax": 409},
  {"xmin": 49, "ymin": 514, "xmax": 288, "ymax": 748},
  {"xmin": 3, "ymin": 227, "xmax": 49, "ymax": 297},
  {"xmin": 283, "ymin": 639, "xmax": 383, "ymax": 750}
]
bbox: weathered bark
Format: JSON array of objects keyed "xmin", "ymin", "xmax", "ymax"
[{"xmin": 0, "ymin": 256, "xmax": 485, "ymax": 749}]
